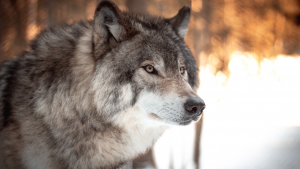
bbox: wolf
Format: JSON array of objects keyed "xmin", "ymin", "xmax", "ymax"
[{"xmin": 0, "ymin": 0, "xmax": 205, "ymax": 168}]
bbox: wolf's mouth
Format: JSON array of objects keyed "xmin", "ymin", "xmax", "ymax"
[
  {"xmin": 179, "ymin": 114, "xmax": 202, "ymax": 125},
  {"xmin": 191, "ymin": 114, "xmax": 202, "ymax": 122},
  {"xmin": 179, "ymin": 120, "xmax": 192, "ymax": 125},
  {"xmin": 183, "ymin": 114, "xmax": 201, "ymax": 121}
]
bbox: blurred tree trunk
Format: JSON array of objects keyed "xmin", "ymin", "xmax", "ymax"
[
  {"xmin": 0, "ymin": 0, "xmax": 29, "ymax": 62},
  {"xmin": 12, "ymin": 0, "xmax": 29, "ymax": 52},
  {"xmin": 37, "ymin": 0, "xmax": 48, "ymax": 31},
  {"xmin": 47, "ymin": 0, "xmax": 57, "ymax": 27},
  {"xmin": 194, "ymin": 117, "xmax": 203, "ymax": 169},
  {"xmin": 0, "ymin": 0, "xmax": 8, "ymax": 61}
]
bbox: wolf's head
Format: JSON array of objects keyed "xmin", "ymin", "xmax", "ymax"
[{"xmin": 92, "ymin": 0, "xmax": 205, "ymax": 126}]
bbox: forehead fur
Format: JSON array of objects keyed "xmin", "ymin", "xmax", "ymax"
[{"xmin": 122, "ymin": 12, "xmax": 168, "ymax": 33}]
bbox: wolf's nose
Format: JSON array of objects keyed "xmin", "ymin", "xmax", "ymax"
[{"xmin": 184, "ymin": 97, "xmax": 205, "ymax": 115}]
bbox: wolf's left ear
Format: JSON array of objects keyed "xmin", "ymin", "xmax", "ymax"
[
  {"xmin": 93, "ymin": 0, "xmax": 128, "ymax": 47},
  {"xmin": 168, "ymin": 6, "xmax": 191, "ymax": 39}
]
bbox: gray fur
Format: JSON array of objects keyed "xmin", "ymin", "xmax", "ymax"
[{"xmin": 0, "ymin": 1, "xmax": 202, "ymax": 169}]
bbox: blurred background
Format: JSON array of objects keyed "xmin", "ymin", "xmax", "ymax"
[{"xmin": 1, "ymin": 0, "xmax": 300, "ymax": 168}]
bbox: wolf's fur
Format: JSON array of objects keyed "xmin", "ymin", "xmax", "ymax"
[{"xmin": 0, "ymin": 1, "xmax": 203, "ymax": 168}]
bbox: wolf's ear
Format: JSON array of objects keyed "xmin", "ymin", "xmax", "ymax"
[
  {"xmin": 93, "ymin": 0, "xmax": 126, "ymax": 46},
  {"xmin": 168, "ymin": 6, "xmax": 191, "ymax": 39}
]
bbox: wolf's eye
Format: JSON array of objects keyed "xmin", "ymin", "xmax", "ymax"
[
  {"xmin": 180, "ymin": 67, "xmax": 185, "ymax": 75},
  {"xmin": 143, "ymin": 65, "xmax": 158, "ymax": 75},
  {"xmin": 145, "ymin": 65, "xmax": 154, "ymax": 73}
]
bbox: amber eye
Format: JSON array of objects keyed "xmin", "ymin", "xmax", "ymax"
[
  {"xmin": 145, "ymin": 65, "xmax": 154, "ymax": 73},
  {"xmin": 180, "ymin": 67, "xmax": 185, "ymax": 75}
]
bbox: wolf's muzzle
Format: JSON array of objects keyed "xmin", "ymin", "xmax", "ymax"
[{"xmin": 184, "ymin": 97, "xmax": 206, "ymax": 116}]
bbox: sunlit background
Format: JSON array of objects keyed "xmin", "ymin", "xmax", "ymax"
[{"xmin": 1, "ymin": 0, "xmax": 300, "ymax": 169}]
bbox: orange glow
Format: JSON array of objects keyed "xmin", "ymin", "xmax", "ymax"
[
  {"xmin": 192, "ymin": 0, "xmax": 202, "ymax": 12},
  {"xmin": 27, "ymin": 24, "xmax": 38, "ymax": 40}
]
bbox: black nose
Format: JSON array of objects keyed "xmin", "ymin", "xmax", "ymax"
[{"xmin": 184, "ymin": 97, "xmax": 206, "ymax": 115}]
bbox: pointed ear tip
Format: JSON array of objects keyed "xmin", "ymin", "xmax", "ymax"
[{"xmin": 180, "ymin": 6, "xmax": 191, "ymax": 14}]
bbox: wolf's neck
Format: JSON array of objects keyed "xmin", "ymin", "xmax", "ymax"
[
  {"xmin": 95, "ymin": 108, "xmax": 167, "ymax": 166},
  {"xmin": 97, "ymin": 123, "xmax": 165, "ymax": 159}
]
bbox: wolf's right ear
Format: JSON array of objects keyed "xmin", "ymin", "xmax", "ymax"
[
  {"xmin": 93, "ymin": 0, "xmax": 127, "ymax": 48},
  {"xmin": 168, "ymin": 6, "xmax": 191, "ymax": 39}
]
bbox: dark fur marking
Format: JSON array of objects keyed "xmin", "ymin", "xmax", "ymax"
[
  {"xmin": 2, "ymin": 59, "xmax": 20, "ymax": 129},
  {"xmin": 131, "ymin": 85, "xmax": 142, "ymax": 106},
  {"xmin": 116, "ymin": 69, "xmax": 134, "ymax": 84}
]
